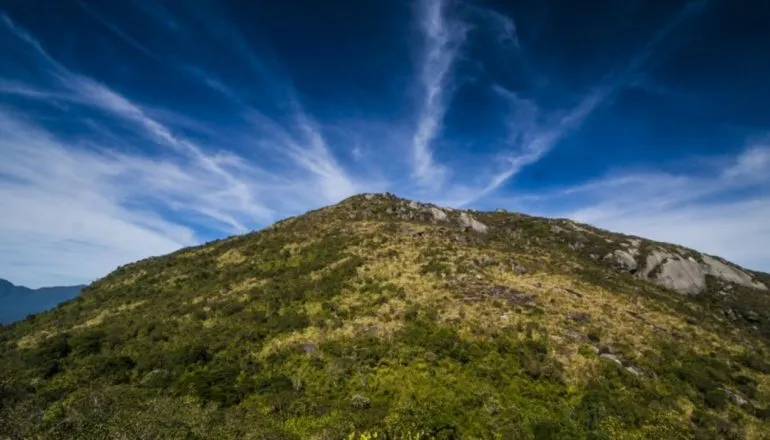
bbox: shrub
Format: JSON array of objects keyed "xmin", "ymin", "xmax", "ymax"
[{"xmin": 704, "ymin": 389, "xmax": 727, "ymax": 409}]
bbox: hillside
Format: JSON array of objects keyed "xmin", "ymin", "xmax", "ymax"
[
  {"xmin": 0, "ymin": 279, "xmax": 84, "ymax": 324},
  {"xmin": 1, "ymin": 193, "xmax": 769, "ymax": 439}
]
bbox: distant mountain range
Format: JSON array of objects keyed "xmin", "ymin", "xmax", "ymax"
[{"xmin": 0, "ymin": 278, "xmax": 85, "ymax": 324}]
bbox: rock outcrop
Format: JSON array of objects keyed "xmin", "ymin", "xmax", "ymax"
[
  {"xmin": 604, "ymin": 247, "xmax": 767, "ymax": 296},
  {"xmin": 430, "ymin": 207, "xmax": 448, "ymax": 222},
  {"xmin": 458, "ymin": 212, "xmax": 488, "ymax": 233}
]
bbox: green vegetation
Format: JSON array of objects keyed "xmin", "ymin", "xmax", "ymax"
[{"xmin": 1, "ymin": 193, "xmax": 769, "ymax": 439}]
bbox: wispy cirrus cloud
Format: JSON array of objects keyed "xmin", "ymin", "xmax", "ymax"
[
  {"xmin": 410, "ymin": 0, "xmax": 467, "ymax": 189},
  {"xmin": 0, "ymin": 13, "xmax": 373, "ymax": 286},
  {"xmin": 470, "ymin": 5, "xmax": 519, "ymax": 50},
  {"xmin": 453, "ymin": 0, "xmax": 711, "ymax": 207}
]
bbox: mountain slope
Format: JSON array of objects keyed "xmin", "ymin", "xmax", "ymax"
[
  {"xmin": 0, "ymin": 279, "xmax": 84, "ymax": 324},
  {"xmin": 1, "ymin": 193, "xmax": 769, "ymax": 439}
]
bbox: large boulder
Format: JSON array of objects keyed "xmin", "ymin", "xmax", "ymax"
[
  {"xmin": 701, "ymin": 255, "xmax": 767, "ymax": 291},
  {"xmin": 458, "ymin": 212, "xmax": 488, "ymax": 233},
  {"xmin": 430, "ymin": 207, "xmax": 448, "ymax": 222},
  {"xmin": 604, "ymin": 249, "xmax": 638, "ymax": 272},
  {"xmin": 634, "ymin": 249, "xmax": 766, "ymax": 295}
]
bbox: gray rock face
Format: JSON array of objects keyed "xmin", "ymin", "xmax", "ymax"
[
  {"xmin": 430, "ymin": 207, "xmax": 448, "ymax": 222},
  {"xmin": 701, "ymin": 255, "xmax": 767, "ymax": 291},
  {"xmin": 604, "ymin": 249, "xmax": 638, "ymax": 272},
  {"xmin": 458, "ymin": 212, "xmax": 488, "ymax": 233},
  {"xmin": 650, "ymin": 255, "xmax": 706, "ymax": 296},
  {"xmin": 634, "ymin": 249, "xmax": 767, "ymax": 295}
]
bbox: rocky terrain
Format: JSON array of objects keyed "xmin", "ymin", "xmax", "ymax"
[{"xmin": 1, "ymin": 193, "xmax": 768, "ymax": 439}]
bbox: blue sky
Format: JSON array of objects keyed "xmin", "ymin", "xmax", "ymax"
[{"xmin": 1, "ymin": 0, "xmax": 769, "ymax": 287}]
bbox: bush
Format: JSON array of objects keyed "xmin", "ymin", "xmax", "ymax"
[{"xmin": 704, "ymin": 389, "xmax": 727, "ymax": 409}]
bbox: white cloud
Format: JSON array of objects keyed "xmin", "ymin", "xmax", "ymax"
[
  {"xmin": 454, "ymin": 0, "xmax": 711, "ymax": 207},
  {"xmin": 471, "ymin": 6, "xmax": 519, "ymax": 49},
  {"xmin": 724, "ymin": 144, "xmax": 770, "ymax": 183},
  {"xmin": 0, "ymin": 111, "xmax": 192, "ymax": 287},
  {"xmin": 411, "ymin": 0, "xmax": 467, "ymax": 188},
  {"xmin": 0, "ymin": 15, "xmax": 376, "ymax": 287}
]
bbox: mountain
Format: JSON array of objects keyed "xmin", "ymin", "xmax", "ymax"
[
  {"xmin": 0, "ymin": 279, "xmax": 84, "ymax": 324},
  {"xmin": 1, "ymin": 193, "xmax": 768, "ymax": 439}
]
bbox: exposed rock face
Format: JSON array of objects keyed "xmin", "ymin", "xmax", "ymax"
[
  {"xmin": 701, "ymin": 255, "xmax": 767, "ymax": 290},
  {"xmin": 646, "ymin": 253, "xmax": 706, "ymax": 296},
  {"xmin": 458, "ymin": 212, "xmax": 488, "ymax": 233},
  {"xmin": 602, "ymin": 247, "xmax": 769, "ymax": 296},
  {"xmin": 604, "ymin": 249, "xmax": 638, "ymax": 272},
  {"xmin": 430, "ymin": 207, "xmax": 448, "ymax": 222}
]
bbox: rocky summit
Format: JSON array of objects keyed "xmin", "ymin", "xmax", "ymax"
[{"xmin": 1, "ymin": 193, "xmax": 769, "ymax": 439}]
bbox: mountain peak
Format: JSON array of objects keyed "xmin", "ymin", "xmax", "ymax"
[{"xmin": 2, "ymin": 196, "xmax": 769, "ymax": 437}]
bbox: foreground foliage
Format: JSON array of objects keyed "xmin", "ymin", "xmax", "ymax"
[{"xmin": 1, "ymin": 194, "xmax": 769, "ymax": 439}]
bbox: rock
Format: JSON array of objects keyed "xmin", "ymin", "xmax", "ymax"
[
  {"xmin": 701, "ymin": 255, "xmax": 767, "ymax": 290},
  {"xmin": 430, "ymin": 207, "xmax": 448, "ymax": 222},
  {"xmin": 408, "ymin": 201, "xmax": 420, "ymax": 209},
  {"xmin": 563, "ymin": 330, "xmax": 583, "ymax": 341},
  {"xmin": 487, "ymin": 285, "xmax": 536, "ymax": 305},
  {"xmin": 458, "ymin": 212, "xmax": 488, "ymax": 233},
  {"xmin": 494, "ymin": 208, "xmax": 508, "ymax": 213},
  {"xmin": 567, "ymin": 312, "xmax": 591, "ymax": 322},
  {"xmin": 625, "ymin": 366, "xmax": 642, "ymax": 377},
  {"xmin": 364, "ymin": 194, "xmax": 374, "ymax": 200},
  {"xmin": 604, "ymin": 250, "xmax": 638, "ymax": 273},
  {"xmin": 569, "ymin": 242, "xmax": 585, "ymax": 251},
  {"xmin": 635, "ymin": 250, "xmax": 766, "ymax": 295},
  {"xmin": 350, "ymin": 394, "xmax": 371, "ymax": 409},
  {"xmin": 642, "ymin": 251, "xmax": 705, "ymax": 295},
  {"xmin": 744, "ymin": 311, "xmax": 760, "ymax": 323},
  {"xmin": 301, "ymin": 342, "xmax": 317, "ymax": 354},
  {"xmin": 512, "ymin": 264, "xmax": 528, "ymax": 275},
  {"xmin": 551, "ymin": 225, "xmax": 566, "ymax": 234},
  {"xmin": 600, "ymin": 353, "xmax": 623, "ymax": 366},
  {"xmin": 724, "ymin": 308, "xmax": 739, "ymax": 321},
  {"xmin": 724, "ymin": 389, "xmax": 748, "ymax": 407}
]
